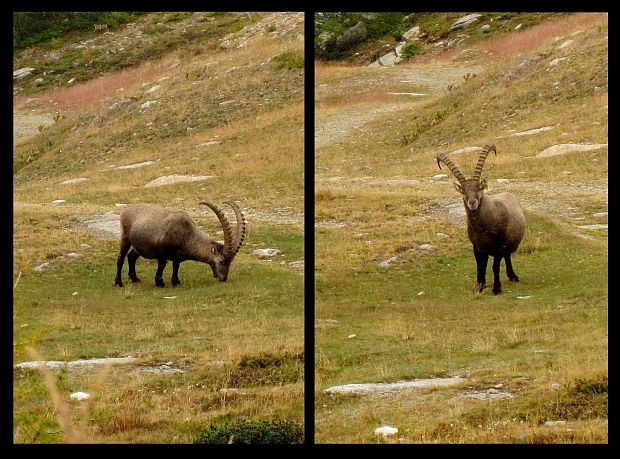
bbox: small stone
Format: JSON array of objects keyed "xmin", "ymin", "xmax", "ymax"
[
  {"xmin": 51, "ymin": 199, "xmax": 66, "ymax": 206},
  {"xmin": 67, "ymin": 78, "xmax": 76, "ymax": 85},
  {"xmin": 252, "ymin": 248, "xmax": 281, "ymax": 259},
  {"xmin": 80, "ymin": 244, "xmax": 92, "ymax": 249},
  {"xmin": 433, "ymin": 173, "xmax": 448, "ymax": 180},
  {"xmin": 516, "ymin": 295, "xmax": 531, "ymax": 299},
  {"xmin": 145, "ymin": 85, "xmax": 160, "ymax": 94},
  {"xmin": 375, "ymin": 426, "xmax": 398, "ymax": 436},
  {"xmin": 347, "ymin": 334, "xmax": 357, "ymax": 339},
  {"xmin": 435, "ymin": 232, "xmax": 450, "ymax": 239},
  {"xmin": 33, "ymin": 262, "xmax": 50, "ymax": 272},
  {"xmin": 417, "ymin": 291, "xmax": 425, "ymax": 296},
  {"xmin": 548, "ymin": 57, "xmax": 568, "ymax": 68},
  {"xmin": 140, "ymin": 100, "xmax": 159, "ymax": 110},
  {"xmin": 72, "ymin": 292, "xmax": 79, "ymax": 296},
  {"xmin": 419, "ymin": 244, "xmax": 433, "ymax": 250},
  {"xmin": 515, "ymin": 23, "xmax": 523, "ymax": 30},
  {"xmin": 70, "ymin": 392, "xmax": 90, "ymax": 401},
  {"xmin": 66, "ymin": 252, "xmax": 80, "ymax": 258}
]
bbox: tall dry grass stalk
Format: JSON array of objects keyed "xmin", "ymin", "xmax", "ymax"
[{"xmin": 24, "ymin": 347, "xmax": 112, "ymax": 444}]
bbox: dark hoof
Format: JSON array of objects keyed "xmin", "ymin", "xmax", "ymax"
[
  {"xmin": 155, "ymin": 279, "xmax": 165, "ymax": 288},
  {"xmin": 115, "ymin": 282, "xmax": 123, "ymax": 288},
  {"xmin": 131, "ymin": 277, "xmax": 141, "ymax": 283},
  {"xmin": 474, "ymin": 283, "xmax": 486, "ymax": 293},
  {"xmin": 509, "ymin": 276, "xmax": 519, "ymax": 282},
  {"xmin": 172, "ymin": 280, "xmax": 182, "ymax": 286},
  {"xmin": 493, "ymin": 286, "xmax": 502, "ymax": 295}
]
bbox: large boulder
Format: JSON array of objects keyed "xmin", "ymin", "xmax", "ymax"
[
  {"xmin": 335, "ymin": 21, "xmax": 367, "ymax": 51},
  {"xmin": 449, "ymin": 14, "xmax": 482, "ymax": 32}
]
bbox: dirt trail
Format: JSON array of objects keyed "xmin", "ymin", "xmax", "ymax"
[{"xmin": 315, "ymin": 64, "xmax": 481, "ymax": 151}]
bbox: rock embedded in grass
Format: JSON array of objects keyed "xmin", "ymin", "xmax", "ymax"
[
  {"xmin": 252, "ymin": 248, "xmax": 282, "ymax": 259},
  {"xmin": 375, "ymin": 426, "xmax": 398, "ymax": 437}
]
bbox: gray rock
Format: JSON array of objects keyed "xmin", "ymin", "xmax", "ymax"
[
  {"xmin": 144, "ymin": 174, "xmax": 212, "ymax": 187},
  {"xmin": 335, "ymin": 21, "xmax": 367, "ymax": 51},
  {"xmin": 535, "ymin": 143, "xmax": 607, "ymax": 158},
  {"xmin": 548, "ymin": 57, "xmax": 568, "ymax": 68},
  {"xmin": 13, "ymin": 67, "xmax": 35, "ymax": 80},
  {"xmin": 449, "ymin": 14, "xmax": 482, "ymax": 32},
  {"xmin": 377, "ymin": 52, "xmax": 401, "ymax": 67},
  {"xmin": 33, "ymin": 78, "xmax": 44, "ymax": 86},
  {"xmin": 402, "ymin": 26, "xmax": 420, "ymax": 41},
  {"xmin": 252, "ymin": 248, "xmax": 282, "ymax": 259},
  {"xmin": 544, "ymin": 420, "xmax": 567, "ymax": 427},
  {"xmin": 325, "ymin": 377, "xmax": 466, "ymax": 395},
  {"xmin": 480, "ymin": 24, "xmax": 491, "ymax": 32},
  {"xmin": 140, "ymin": 100, "xmax": 159, "ymax": 110},
  {"xmin": 419, "ymin": 244, "xmax": 433, "ymax": 250},
  {"xmin": 67, "ymin": 78, "xmax": 76, "ymax": 85},
  {"xmin": 59, "ymin": 178, "xmax": 89, "ymax": 185},
  {"xmin": 515, "ymin": 23, "xmax": 523, "ymax": 30},
  {"xmin": 51, "ymin": 199, "xmax": 66, "ymax": 206},
  {"xmin": 33, "ymin": 262, "xmax": 51, "ymax": 273},
  {"xmin": 375, "ymin": 426, "xmax": 398, "ymax": 436}
]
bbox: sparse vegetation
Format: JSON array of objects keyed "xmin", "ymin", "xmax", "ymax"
[{"xmin": 194, "ymin": 419, "xmax": 304, "ymax": 444}]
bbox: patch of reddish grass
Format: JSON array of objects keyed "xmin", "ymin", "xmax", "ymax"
[
  {"xmin": 432, "ymin": 12, "xmax": 607, "ymax": 62},
  {"xmin": 15, "ymin": 58, "xmax": 175, "ymax": 112}
]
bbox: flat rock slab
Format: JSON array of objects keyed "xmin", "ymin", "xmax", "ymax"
[
  {"xmin": 144, "ymin": 174, "xmax": 212, "ymax": 187},
  {"xmin": 457, "ymin": 389, "xmax": 514, "ymax": 400},
  {"xmin": 15, "ymin": 356, "xmax": 138, "ymax": 370},
  {"xmin": 324, "ymin": 376, "xmax": 466, "ymax": 395},
  {"xmin": 83, "ymin": 212, "xmax": 121, "ymax": 239},
  {"xmin": 498, "ymin": 125, "xmax": 556, "ymax": 138},
  {"xmin": 536, "ymin": 143, "xmax": 607, "ymax": 158},
  {"xmin": 114, "ymin": 161, "xmax": 155, "ymax": 170},
  {"xmin": 60, "ymin": 178, "xmax": 89, "ymax": 185}
]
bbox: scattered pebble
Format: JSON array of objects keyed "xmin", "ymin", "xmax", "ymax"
[
  {"xmin": 252, "ymin": 248, "xmax": 281, "ymax": 259},
  {"xmin": 51, "ymin": 200, "xmax": 66, "ymax": 206},
  {"xmin": 419, "ymin": 244, "xmax": 433, "ymax": 250},
  {"xmin": 163, "ymin": 296, "xmax": 177, "ymax": 299},
  {"xmin": 544, "ymin": 420, "xmax": 567, "ymax": 427},
  {"xmin": 70, "ymin": 392, "xmax": 90, "ymax": 401},
  {"xmin": 375, "ymin": 426, "xmax": 398, "ymax": 437},
  {"xmin": 72, "ymin": 292, "xmax": 79, "ymax": 296},
  {"xmin": 347, "ymin": 334, "xmax": 357, "ymax": 339},
  {"xmin": 516, "ymin": 295, "xmax": 531, "ymax": 300},
  {"xmin": 33, "ymin": 262, "xmax": 51, "ymax": 273}
]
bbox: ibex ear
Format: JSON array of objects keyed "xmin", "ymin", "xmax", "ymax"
[
  {"xmin": 453, "ymin": 181, "xmax": 464, "ymax": 194},
  {"xmin": 480, "ymin": 178, "xmax": 488, "ymax": 190}
]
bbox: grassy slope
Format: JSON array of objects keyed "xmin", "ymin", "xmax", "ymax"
[
  {"xmin": 314, "ymin": 13, "xmax": 607, "ymax": 443},
  {"xmin": 13, "ymin": 12, "xmax": 304, "ymax": 444}
]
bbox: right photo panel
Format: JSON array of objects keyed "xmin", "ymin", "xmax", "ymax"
[{"xmin": 314, "ymin": 12, "xmax": 608, "ymax": 444}]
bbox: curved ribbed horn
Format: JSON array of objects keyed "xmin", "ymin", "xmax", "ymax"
[
  {"xmin": 472, "ymin": 144, "xmax": 497, "ymax": 181},
  {"xmin": 436, "ymin": 152, "xmax": 467, "ymax": 183},
  {"xmin": 224, "ymin": 201, "xmax": 246, "ymax": 257},
  {"xmin": 199, "ymin": 201, "xmax": 234, "ymax": 259}
]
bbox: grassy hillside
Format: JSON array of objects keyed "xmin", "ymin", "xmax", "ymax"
[
  {"xmin": 315, "ymin": 12, "xmax": 564, "ymax": 64},
  {"xmin": 314, "ymin": 12, "xmax": 607, "ymax": 443},
  {"xmin": 13, "ymin": 12, "xmax": 305, "ymax": 444}
]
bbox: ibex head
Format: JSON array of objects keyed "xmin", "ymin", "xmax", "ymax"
[
  {"xmin": 437, "ymin": 144, "xmax": 496, "ymax": 211},
  {"xmin": 199, "ymin": 200, "xmax": 246, "ymax": 281}
]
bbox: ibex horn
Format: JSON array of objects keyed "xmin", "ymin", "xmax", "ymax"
[
  {"xmin": 472, "ymin": 144, "xmax": 497, "ymax": 181},
  {"xmin": 436, "ymin": 152, "xmax": 467, "ymax": 183}
]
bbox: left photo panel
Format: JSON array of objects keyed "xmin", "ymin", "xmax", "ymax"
[{"xmin": 13, "ymin": 12, "xmax": 305, "ymax": 443}]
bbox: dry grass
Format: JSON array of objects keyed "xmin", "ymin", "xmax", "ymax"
[
  {"xmin": 15, "ymin": 58, "xmax": 177, "ymax": 112},
  {"xmin": 434, "ymin": 12, "xmax": 608, "ymax": 62}
]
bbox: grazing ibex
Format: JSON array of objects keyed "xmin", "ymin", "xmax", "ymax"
[
  {"xmin": 436, "ymin": 144, "xmax": 526, "ymax": 295},
  {"xmin": 115, "ymin": 201, "xmax": 246, "ymax": 288}
]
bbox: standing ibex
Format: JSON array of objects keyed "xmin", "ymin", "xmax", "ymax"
[
  {"xmin": 115, "ymin": 201, "xmax": 246, "ymax": 287},
  {"xmin": 436, "ymin": 144, "xmax": 526, "ymax": 295}
]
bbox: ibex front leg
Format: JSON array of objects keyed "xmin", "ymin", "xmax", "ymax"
[{"xmin": 473, "ymin": 250, "xmax": 488, "ymax": 293}]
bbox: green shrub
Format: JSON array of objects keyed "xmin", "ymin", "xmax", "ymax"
[
  {"xmin": 194, "ymin": 419, "xmax": 304, "ymax": 444},
  {"xmin": 400, "ymin": 41, "xmax": 422, "ymax": 59},
  {"xmin": 273, "ymin": 50, "xmax": 304, "ymax": 70}
]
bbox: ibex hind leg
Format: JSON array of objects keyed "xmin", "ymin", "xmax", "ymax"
[
  {"xmin": 127, "ymin": 247, "xmax": 141, "ymax": 283},
  {"xmin": 155, "ymin": 259, "xmax": 167, "ymax": 288},
  {"xmin": 115, "ymin": 239, "xmax": 131, "ymax": 287},
  {"xmin": 171, "ymin": 260, "xmax": 182, "ymax": 286},
  {"xmin": 505, "ymin": 253, "xmax": 519, "ymax": 282}
]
